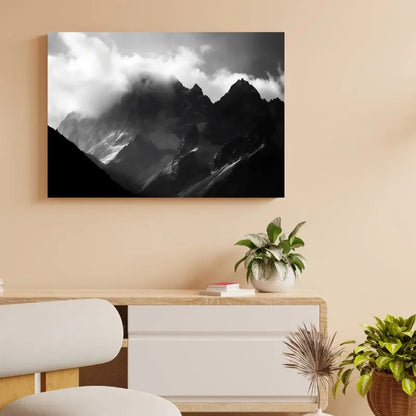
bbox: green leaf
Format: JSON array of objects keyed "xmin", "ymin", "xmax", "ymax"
[
  {"xmin": 266, "ymin": 246, "xmax": 283, "ymax": 261},
  {"xmin": 244, "ymin": 233, "xmax": 268, "ymax": 248},
  {"xmin": 376, "ymin": 357, "xmax": 393, "ymax": 369},
  {"xmin": 354, "ymin": 355, "xmax": 369, "ymax": 367},
  {"xmin": 342, "ymin": 380, "xmax": 351, "ymax": 395},
  {"xmin": 289, "ymin": 237, "xmax": 305, "ymax": 248},
  {"xmin": 288, "ymin": 221, "xmax": 306, "ymax": 239},
  {"xmin": 383, "ymin": 340, "xmax": 402, "ymax": 355},
  {"xmin": 406, "ymin": 315, "xmax": 416, "ymax": 331},
  {"xmin": 266, "ymin": 223, "xmax": 282, "ymax": 243},
  {"xmin": 354, "ymin": 345, "xmax": 367, "ymax": 354},
  {"xmin": 340, "ymin": 340, "xmax": 356, "ymax": 346},
  {"xmin": 375, "ymin": 317, "xmax": 385, "ymax": 330},
  {"xmin": 289, "ymin": 252, "xmax": 304, "ymax": 260},
  {"xmin": 234, "ymin": 256, "xmax": 246, "ymax": 272},
  {"xmin": 293, "ymin": 253, "xmax": 307, "ymax": 263},
  {"xmin": 403, "ymin": 330, "xmax": 415, "ymax": 338},
  {"xmin": 340, "ymin": 358, "xmax": 354, "ymax": 366},
  {"xmin": 271, "ymin": 217, "xmax": 281, "ymax": 227},
  {"xmin": 277, "ymin": 240, "xmax": 291, "ymax": 254},
  {"xmin": 235, "ymin": 239, "xmax": 256, "ymax": 249},
  {"xmin": 402, "ymin": 378, "xmax": 416, "ymax": 396},
  {"xmin": 251, "ymin": 261, "xmax": 262, "ymax": 280},
  {"xmin": 341, "ymin": 368, "xmax": 353, "ymax": 385},
  {"xmin": 262, "ymin": 259, "xmax": 276, "ymax": 280},
  {"xmin": 246, "ymin": 261, "xmax": 253, "ymax": 283},
  {"xmin": 244, "ymin": 249, "xmax": 259, "ymax": 268},
  {"xmin": 292, "ymin": 263, "xmax": 302, "ymax": 278},
  {"xmin": 290, "ymin": 256, "xmax": 305, "ymax": 271},
  {"xmin": 356, "ymin": 374, "xmax": 372, "ymax": 397},
  {"xmin": 388, "ymin": 323, "xmax": 402, "ymax": 337},
  {"xmin": 332, "ymin": 379, "xmax": 341, "ymax": 397},
  {"xmin": 274, "ymin": 261, "xmax": 289, "ymax": 278},
  {"xmin": 389, "ymin": 360, "xmax": 404, "ymax": 381}
]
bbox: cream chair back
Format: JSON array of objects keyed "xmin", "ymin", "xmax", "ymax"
[{"xmin": 0, "ymin": 299, "xmax": 123, "ymax": 378}]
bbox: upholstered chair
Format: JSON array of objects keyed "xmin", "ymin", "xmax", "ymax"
[{"xmin": 0, "ymin": 299, "xmax": 181, "ymax": 415}]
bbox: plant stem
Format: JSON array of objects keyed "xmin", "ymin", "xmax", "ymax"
[{"xmin": 317, "ymin": 381, "xmax": 320, "ymax": 410}]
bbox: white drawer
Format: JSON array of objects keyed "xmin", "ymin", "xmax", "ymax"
[
  {"xmin": 128, "ymin": 305, "xmax": 319, "ymax": 334},
  {"xmin": 127, "ymin": 305, "xmax": 320, "ymax": 400},
  {"xmin": 128, "ymin": 335, "xmax": 312, "ymax": 398}
]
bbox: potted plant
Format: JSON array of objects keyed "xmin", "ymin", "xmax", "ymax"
[
  {"xmin": 284, "ymin": 324, "xmax": 342, "ymax": 416},
  {"xmin": 335, "ymin": 314, "xmax": 416, "ymax": 416},
  {"xmin": 234, "ymin": 217, "xmax": 306, "ymax": 292}
]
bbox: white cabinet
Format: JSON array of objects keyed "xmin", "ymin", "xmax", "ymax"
[
  {"xmin": 0, "ymin": 288, "xmax": 326, "ymax": 413},
  {"xmin": 128, "ymin": 301, "xmax": 325, "ymax": 413}
]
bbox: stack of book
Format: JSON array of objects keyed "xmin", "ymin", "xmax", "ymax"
[{"xmin": 199, "ymin": 282, "xmax": 255, "ymax": 297}]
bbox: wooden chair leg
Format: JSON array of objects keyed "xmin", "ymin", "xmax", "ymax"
[
  {"xmin": 41, "ymin": 368, "xmax": 79, "ymax": 392},
  {"xmin": 0, "ymin": 374, "xmax": 35, "ymax": 409}
]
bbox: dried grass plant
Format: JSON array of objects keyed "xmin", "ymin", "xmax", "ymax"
[{"xmin": 283, "ymin": 324, "xmax": 342, "ymax": 408}]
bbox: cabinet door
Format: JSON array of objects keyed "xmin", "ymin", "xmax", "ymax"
[{"xmin": 128, "ymin": 305, "xmax": 319, "ymax": 401}]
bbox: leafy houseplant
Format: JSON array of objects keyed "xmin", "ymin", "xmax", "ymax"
[
  {"xmin": 335, "ymin": 314, "xmax": 416, "ymax": 416},
  {"xmin": 234, "ymin": 217, "xmax": 306, "ymax": 292}
]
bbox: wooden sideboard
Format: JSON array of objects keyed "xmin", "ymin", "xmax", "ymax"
[{"xmin": 0, "ymin": 289, "xmax": 327, "ymax": 413}]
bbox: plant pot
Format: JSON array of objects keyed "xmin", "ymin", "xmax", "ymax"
[
  {"xmin": 367, "ymin": 371, "xmax": 416, "ymax": 416},
  {"xmin": 250, "ymin": 266, "xmax": 296, "ymax": 293}
]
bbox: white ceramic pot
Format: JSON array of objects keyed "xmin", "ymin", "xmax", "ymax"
[{"xmin": 250, "ymin": 266, "xmax": 296, "ymax": 293}]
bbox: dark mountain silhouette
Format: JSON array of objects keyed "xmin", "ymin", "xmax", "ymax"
[
  {"xmin": 51, "ymin": 76, "xmax": 284, "ymax": 197},
  {"xmin": 57, "ymin": 76, "xmax": 212, "ymax": 162},
  {"xmin": 48, "ymin": 127, "xmax": 133, "ymax": 197},
  {"xmin": 201, "ymin": 79, "xmax": 269, "ymax": 146},
  {"xmin": 105, "ymin": 132, "xmax": 172, "ymax": 194},
  {"xmin": 172, "ymin": 124, "xmax": 200, "ymax": 171},
  {"xmin": 204, "ymin": 126, "xmax": 284, "ymax": 197},
  {"xmin": 140, "ymin": 124, "xmax": 211, "ymax": 197}
]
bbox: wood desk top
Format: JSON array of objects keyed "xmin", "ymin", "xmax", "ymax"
[{"xmin": 0, "ymin": 288, "xmax": 325, "ymax": 306}]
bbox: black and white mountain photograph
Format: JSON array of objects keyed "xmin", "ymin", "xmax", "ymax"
[{"xmin": 48, "ymin": 32, "xmax": 284, "ymax": 197}]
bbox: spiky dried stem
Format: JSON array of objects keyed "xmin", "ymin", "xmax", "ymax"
[{"xmin": 283, "ymin": 324, "xmax": 343, "ymax": 409}]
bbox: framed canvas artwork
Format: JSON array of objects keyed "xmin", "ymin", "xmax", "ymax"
[{"xmin": 48, "ymin": 32, "xmax": 284, "ymax": 197}]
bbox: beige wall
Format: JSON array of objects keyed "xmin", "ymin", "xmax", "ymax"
[{"xmin": 1, "ymin": 0, "xmax": 416, "ymax": 414}]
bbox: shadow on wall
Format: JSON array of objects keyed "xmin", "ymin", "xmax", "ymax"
[{"xmin": 35, "ymin": 35, "xmax": 47, "ymax": 201}]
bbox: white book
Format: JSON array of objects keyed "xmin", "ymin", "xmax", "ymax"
[
  {"xmin": 204, "ymin": 287, "xmax": 240, "ymax": 292},
  {"xmin": 207, "ymin": 282, "xmax": 240, "ymax": 290},
  {"xmin": 199, "ymin": 289, "xmax": 256, "ymax": 297}
]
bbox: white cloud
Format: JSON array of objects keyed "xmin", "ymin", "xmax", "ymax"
[
  {"xmin": 48, "ymin": 33, "xmax": 284, "ymax": 128},
  {"xmin": 200, "ymin": 44, "xmax": 212, "ymax": 54}
]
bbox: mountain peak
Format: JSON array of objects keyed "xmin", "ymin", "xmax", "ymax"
[
  {"xmin": 229, "ymin": 78, "xmax": 258, "ymax": 95},
  {"xmin": 190, "ymin": 83, "xmax": 203, "ymax": 95},
  {"xmin": 216, "ymin": 79, "xmax": 262, "ymax": 107},
  {"xmin": 235, "ymin": 78, "xmax": 250, "ymax": 86}
]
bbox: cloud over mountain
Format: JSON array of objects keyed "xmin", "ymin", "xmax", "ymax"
[{"xmin": 48, "ymin": 32, "xmax": 284, "ymax": 128}]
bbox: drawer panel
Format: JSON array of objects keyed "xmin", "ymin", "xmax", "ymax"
[
  {"xmin": 128, "ymin": 305, "xmax": 319, "ymax": 333},
  {"xmin": 128, "ymin": 335, "xmax": 312, "ymax": 397}
]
